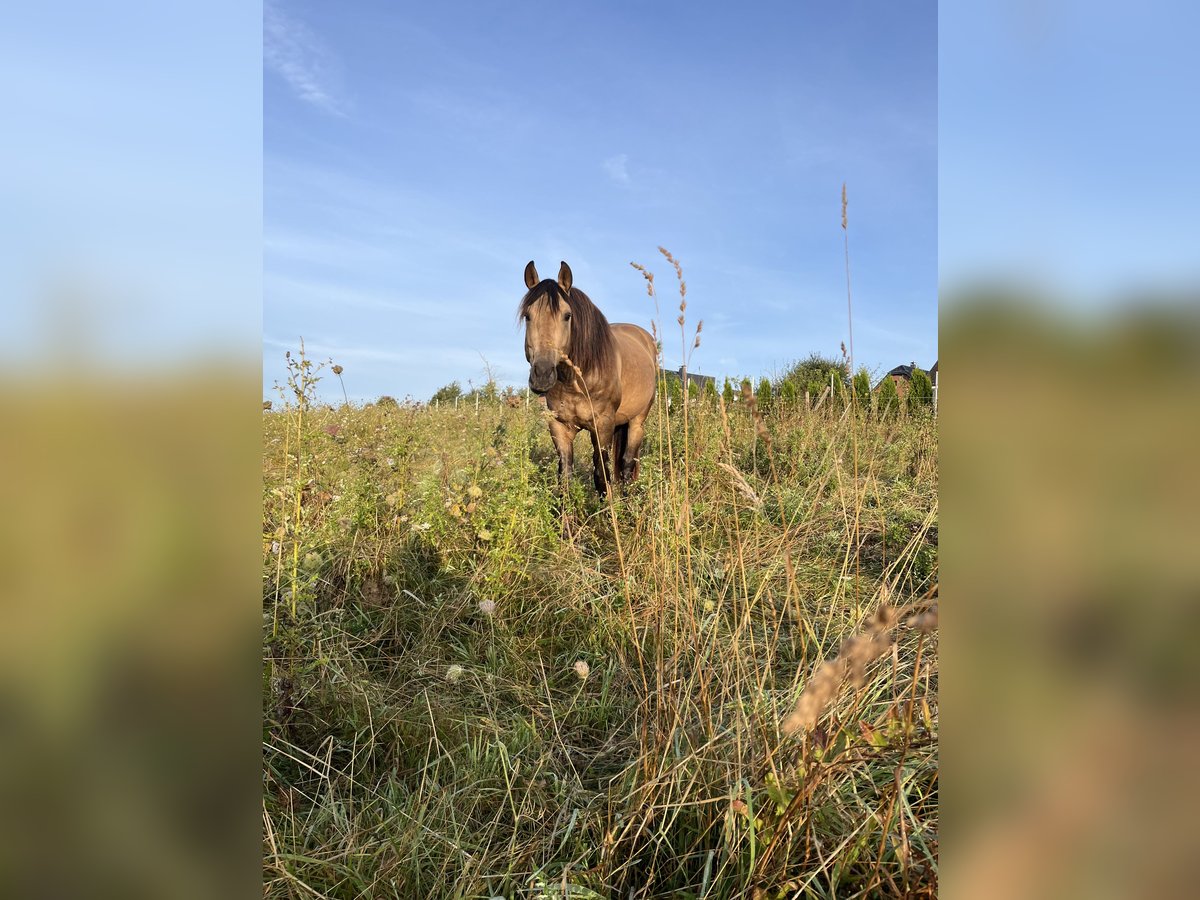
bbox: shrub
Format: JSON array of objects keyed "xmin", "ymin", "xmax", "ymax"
[
  {"xmin": 779, "ymin": 353, "xmax": 848, "ymax": 398},
  {"xmin": 780, "ymin": 380, "xmax": 797, "ymax": 407},
  {"xmin": 703, "ymin": 378, "xmax": 718, "ymax": 406},
  {"xmin": 430, "ymin": 381, "xmax": 462, "ymax": 406},
  {"xmin": 667, "ymin": 375, "xmax": 683, "ymax": 411},
  {"xmin": 877, "ymin": 373, "xmax": 900, "ymax": 417},
  {"xmin": 907, "ymin": 367, "xmax": 934, "ymax": 412},
  {"xmin": 722, "ymin": 378, "xmax": 735, "ymax": 407},
  {"xmin": 853, "ymin": 369, "xmax": 871, "ymax": 410},
  {"xmin": 756, "ymin": 377, "xmax": 773, "ymax": 413}
]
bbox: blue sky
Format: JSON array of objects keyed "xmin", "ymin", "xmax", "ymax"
[
  {"xmin": 264, "ymin": 0, "xmax": 937, "ymax": 403},
  {"xmin": 1, "ymin": 2, "xmax": 260, "ymax": 367},
  {"xmin": 940, "ymin": 2, "xmax": 1200, "ymax": 302}
]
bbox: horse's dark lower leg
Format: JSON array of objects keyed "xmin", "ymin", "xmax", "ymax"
[
  {"xmin": 612, "ymin": 424, "xmax": 630, "ymax": 483},
  {"xmin": 592, "ymin": 445, "xmax": 608, "ymax": 496},
  {"xmin": 548, "ymin": 420, "xmax": 577, "ymax": 494},
  {"xmin": 623, "ymin": 419, "xmax": 646, "ymax": 484}
]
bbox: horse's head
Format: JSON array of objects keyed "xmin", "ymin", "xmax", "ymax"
[{"xmin": 519, "ymin": 260, "xmax": 575, "ymax": 395}]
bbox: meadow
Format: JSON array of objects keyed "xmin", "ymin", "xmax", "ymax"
[{"xmin": 262, "ymin": 342, "xmax": 938, "ymax": 898}]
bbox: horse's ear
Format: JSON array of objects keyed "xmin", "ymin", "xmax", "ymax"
[
  {"xmin": 557, "ymin": 261, "xmax": 573, "ymax": 294},
  {"xmin": 524, "ymin": 261, "xmax": 539, "ymax": 290}
]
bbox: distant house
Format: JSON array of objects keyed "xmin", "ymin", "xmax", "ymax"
[
  {"xmin": 662, "ymin": 366, "xmax": 715, "ymax": 396},
  {"xmin": 875, "ymin": 361, "xmax": 937, "ymax": 398}
]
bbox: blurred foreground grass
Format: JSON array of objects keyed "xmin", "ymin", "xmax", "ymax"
[
  {"xmin": 0, "ymin": 367, "xmax": 261, "ymax": 899},
  {"xmin": 942, "ymin": 293, "xmax": 1200, "ymax": 899}
]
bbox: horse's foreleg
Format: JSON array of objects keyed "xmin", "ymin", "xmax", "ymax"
[
  {"xmin": 589, "ymin": 421, "xmax": 616, "ymax": 498},
  {"xmin": 549, "ymin": 420, "xmax": 577, "ymax": 490},
  {"xmin": 612, "ymin": 424, "xmax": 630, "ymax": 484},
  {"xmin": 623, "ymin": 416, "xmax": 647, "ymax": 483}
]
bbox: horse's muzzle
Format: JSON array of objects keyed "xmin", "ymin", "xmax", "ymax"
[{"xmin": 529, "ymin": 360, "xmax": 557, "ymax": 395}]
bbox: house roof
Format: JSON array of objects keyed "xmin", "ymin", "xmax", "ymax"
[
  {"xmin": 663, "ymin": 366, "xmax": 715, "ymax": 385},
  {"xmin": 886, "ymin": 362, "xmax": 937, "ymax": 380}
]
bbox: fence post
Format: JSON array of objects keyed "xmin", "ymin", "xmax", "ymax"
[{"xmin": 475, "ymin": 394, "xmax": 479, "ymax": 414}]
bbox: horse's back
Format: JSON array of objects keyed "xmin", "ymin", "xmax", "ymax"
[{"xmin": 611, "ymin": 324, "xmax": 657, "ymax": 424}]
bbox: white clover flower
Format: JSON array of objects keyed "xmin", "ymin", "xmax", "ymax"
[
  {"xmin": 446, "ymin": 664, "xmax": 465, "ymax": 683},
  {"xmin": 478, "ymin": 599, "xmax": 496, "ymax": 617},
  {"xmin": 573, "ymin": 660, "xmax": 590, "ymax": 681}
]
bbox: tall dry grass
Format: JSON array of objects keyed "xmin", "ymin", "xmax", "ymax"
[{"xmin": 262, "ymin": 259, "xmax": 938, "ymax": 898}]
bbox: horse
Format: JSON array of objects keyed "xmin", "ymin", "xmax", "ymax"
[{"xmin": 519, "ymin": 260, "xmax": 657, "ymax": 497}]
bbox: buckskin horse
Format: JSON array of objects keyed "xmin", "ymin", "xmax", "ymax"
[{"xmin": 519, "ymin": 261, "xmax": 657, "ymax": 496}]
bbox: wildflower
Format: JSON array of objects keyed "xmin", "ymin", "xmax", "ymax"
[
  {"xmin": 385, "ymin": 457, "xmax": 395, "ymax": 467},
  {"xmin": 467, "ymin": 484, "xmax": 483, "ymax": 499},
  {"xmin": 332, "ymin": 364, "xmax": 344, "ymax": 375},
  {"xmin": 478, "ymin": 599, "xmax": 496, "ymax": 617},
  {"xmin": 573, "ymin": 660, "xmax": 590, "ymax": 681},
  {"xmin": 270, "ymin": 541, "xmax": 280, "ymax": 554},
  {"xmin": 446, "ymin": 664, "xmax": 464, "ymax": 683},
  {"xmin": 477, "ymin": 528, "xmax": 493, "ymax": 541}
]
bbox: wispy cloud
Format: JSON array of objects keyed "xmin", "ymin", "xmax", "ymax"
[
  {"xmin": 264, "ymin": 2, "xmax": 345, "ymax": 115},
  {"xmin": 602, "ymin": 153, "xmax": 630, "ymax": 185}
]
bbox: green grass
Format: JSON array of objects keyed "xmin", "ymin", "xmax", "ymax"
[{"xmin": 263, "ymin": 359, "xmax": 938, "ymax": 899}]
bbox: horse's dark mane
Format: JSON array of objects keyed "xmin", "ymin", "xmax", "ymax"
[{"xmin": 518, "ymin": 280, "xmax": 616, "ymax": 377}]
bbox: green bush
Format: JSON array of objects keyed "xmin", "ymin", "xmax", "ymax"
[
  {"xmin": 722, "ymin": 378, "xmax": 735, "ymax": 407},
  {"xmin": 667, "ymin": 375, "xmax": 683, "ymax": 412},
  {"xmin": 781, "ymin": 380, "xmax": 797, "ymax": 407},
  {"xmin": 703, "ymin": 378, "xmax": 718, "ymax": 406},
  {"xmin": 853, "ymin": 369, "xmax": 871, "ymax": 411},
  {"xmin": 756, "ymin": 377, "xmax": 773, "ymax": 413},
  {"xmin": 430, "ymin": 381, "xmax": 462, "ymax": 405},
  {"xmin": 907, "ymin": 367, "xmax": 934, "ymax": 412},
  {"xmin": 877, "ymin": 374, "xmax": 900, "ymax": 417},
  {"xmin": 779, "ymin": 353, "xmax": 846, "ymax": 389}
]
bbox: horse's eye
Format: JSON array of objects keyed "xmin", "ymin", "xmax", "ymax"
[{"xmin": 564, "ymin": 313, "xmax": 572, "ymax": 322}]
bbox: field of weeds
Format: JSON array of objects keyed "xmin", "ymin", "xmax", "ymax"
[{"xmin": 263, "ymin": 347, "xmax": 938, "ymax": 898}]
